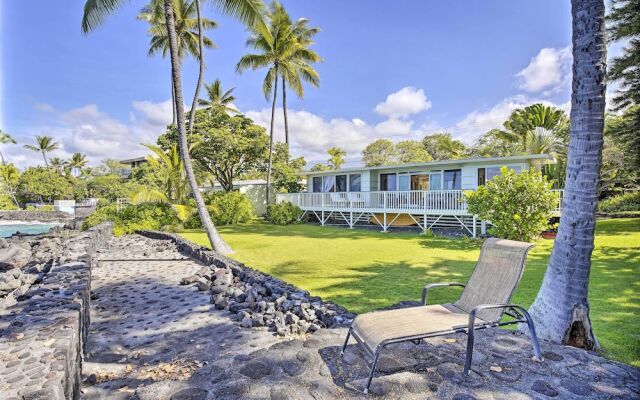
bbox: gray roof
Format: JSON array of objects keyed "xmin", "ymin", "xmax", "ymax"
[{"xmin": 302, "ymin": 154, "xmax": 555, "ymax": 176}]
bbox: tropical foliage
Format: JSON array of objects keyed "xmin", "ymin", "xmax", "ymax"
[
  {"xmin": 265, "ymin": 201, "xmax": 302, "ymax": 225},
  {"xmin": 16, "ymin": 167, "xmax": 73, "ymax": 204},
  {"xmin": 327, "ymin": 147, "xmax": 346, "ymax": 169},
  {"xmin": 0, "ymin": 129, "xmax": 16, "ymax": 165},
  {"xmin": 598, "ymin": 191, "xmax": 640, "ymax": 213},
  {"xmin": 23, "ymin": 135, "xmax": 59, "ymax": 169},
  {"xmin": 82, "ymin": 203, "xmax": 180, "ymax": 236},
  {"xmin": 466, "ymin": 167, "xmax": 556, "ymax": 241},
  {"xmin": 198, "ymin": 79, "xmax": 238, "ymax": 113}
]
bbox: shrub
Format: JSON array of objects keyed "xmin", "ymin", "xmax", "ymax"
[
  {"xmin": 466, "ymin": 167, "xmax": 556, "ymax": 242},
  {"xmin": 0, "ymin": 194, "xmax": 18, "ymax": 210},
  {"xmin": 82, "ymin": 203, "xmax": 180, "ymax": 236},
  {"xmin": 205, "ymin": 191, "xmax": 254, "ymax": 225},
  {"xmin": 598, "ymin": 191, "xmax": 640, "ymax": 213},
  {"xmin": 265, "ymin": 201, "xmax": 302, "ymax": 225}
]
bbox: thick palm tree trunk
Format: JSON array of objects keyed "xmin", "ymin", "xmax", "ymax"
[
  {"xmin": 266, "ymin": 65, "xmax": 279, "ymax": 205},
  {"xmin": 163, "ymin": 0, "xmax": 233, "ymax": 254},
  {"xmin": 188, "ymin": 0, "xmax": 205, "ymax": 133},
  {"xmin": 528, "ymin": 0, "xmax": 606, "ymax": 350},
  {"xmin": 282, "ymin": 76, "xmax": 289, "ymax": 146}
]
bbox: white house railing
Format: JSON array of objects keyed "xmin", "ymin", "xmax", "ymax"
[{"xmin": 276, "ymin": 189, "xmax": 564, "ymax": 215}]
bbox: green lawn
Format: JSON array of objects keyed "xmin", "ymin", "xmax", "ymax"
[{"xmin": 180, "ymin": 218, "xmax": 640, "ymax": 366}]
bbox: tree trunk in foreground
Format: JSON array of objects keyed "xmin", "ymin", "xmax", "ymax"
[
  {"xmin": 528, "ymin": 0, "xmax": 606, "ymax": 350},
  {"xmin": 266, "ymin": 65, "xmax": 279, "ymax": 205},
  {"xmin": 163, "ymin": 0, "xmax": 233, "ymax": 254},
  {"xmin": 187, "ymin": 0, "xmax": 205, "ymax": 133},
  {"xmin": 282, "ymin": 76, "xmax": 289, "ymax": 146},
  {"xmin": 171, "ymin": 77, "xmax": 177, "ymax": 126}
]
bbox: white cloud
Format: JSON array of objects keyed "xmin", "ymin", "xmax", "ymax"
[
  {"xmin": 374, "ymin": 118, "xmax": 414, "ymax": 136},
  {"xmin": 374, "ymin": 87, "xmax": 432, "ymax": 118},
  {"xmin": 5, "ymin": 100, "xmax": 172, "ymax": 169},
  {"xmin": 34, "ymin": 103, "xmax": 54, "ymax": 112},
  {"xmin": 516, "ymin": 47, "xmax": 572, "ymax": 93}
]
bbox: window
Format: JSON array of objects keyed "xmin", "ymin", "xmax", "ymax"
[
  {"xmin": 380, "ymin": 173, "xmax": 397, "ymax": 191},
  {"xmin": 399, "ymin": 174, "xmax": 410, "ymax": 191},
  {"xmin": 312, "ymin": 177, "xmax": 322, "ymax": 192},
  {"xmin": 322, "ymin": 175, "xmax": 335, "ymax": 192},
  {"xmin": 349, "ymin": 174, "xmax": 361, "ymax": 192},
  {"xmin": 411, "ymin": 174, "xmax": 429, "ymax": 190},
  {"xmin": 429, "ymin": 172, "xmax": 442, "ymax": 190},
  {"xmin": 477, "ymin": 168, "xmax": 486, "ymax": 186},
  {"xmin": 483, "ymin": 166, "xmax": 523, "ymax": 183},
  {"xmin": 336, "ymin": 175, "xmax": 347, "ymax": 192},
  {"xmin": 443, "ymin": 169, "xmax": 461, "ymax": 190}
]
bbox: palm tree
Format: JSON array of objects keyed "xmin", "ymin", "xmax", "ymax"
[
  {"xmin": 23, "ymin": 135, "xmax": 59, "ymax": 169},
  {"xmin": 327, "ymin": 147, "xmax": 346, "ymax": 169},
  {"xmin": 0, "ymin": 130, "xmax": 17, "ymax": 165},
  {"xmin": 82, "ymin": 0, "xmax": 268, "ymax": 255},
  {"xmin": 133, "ymin": 143, "xmax": 190, "ymax": 204},
  {"xmin": 280, "ymin": 16, "xmax": 321, "ymax": 146},
  {"xmin": 528, "ymin": 0, "xmax": 606, "ymax": 350},
  {"xmin": 0, "ymin": 163, "xmax": 20, "ymax": 207},
  {"xmin": 138, "ymin": 0, "xmax": 217, "ymax": 126},
  {"xmin": 236, "ymin": 1, "xmax": 319, "ymax": 202},
  {"xmin": 49, "ymin": 157, "xmax": 67, "ymax": 175},
  {"xmin": 68, "ymin": 152, "xmax": 89, "ymax": 176},
  {"xmin": 198, "ymin": 78, "xmax": 238, "ymax": 113}
]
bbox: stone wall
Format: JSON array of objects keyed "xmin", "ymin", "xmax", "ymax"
[
  {"xmin": 139, "ymin": 231, "xmax": 355, "ymax": 336},
  {"xmin": 0, "ymin": 210, "xmax": 75, "ymax": 222},
  {"xmin": 0, "ymin": 223, "xmax": 112, "ymax": 400}
]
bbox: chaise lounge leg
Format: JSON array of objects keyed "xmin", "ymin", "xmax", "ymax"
[
  {"xmin": 341, "ymin": 329, "xmax": 351, "ymax": 357},
  {"xmin": 463, "ymin": 328, "xmax": 475, "ymax": 375},
  {"xmin": 520, "ymin": 308, "xmax": 543, "ymax": 361},
  {"xmin": 364, "ymin": 349, "xmax": 382, "ymax": 394}
]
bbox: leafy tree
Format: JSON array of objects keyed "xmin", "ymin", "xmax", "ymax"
[
  {"xmin": 603, "ymin": 105, "xmax": 640, "ymax": 191},
  {"xmin": 529, "ymin": 0, "xmax": 607, "ymax": 350},
  {"xmin": 49, "ymin": 157, "xmax": 67, "ymax": 176},
  {"xmin": 192, "ymin": 108, "xmax": 269, "ymax": 191},
  {"xmin": 502, "ymin": 104, "xmax": 566, "ymax": 140},
  {"xmin": 138, "ymin": 0, "xmax": 217, "ymax": 126},
  {"xmin": 0, "ymin": 163, "xmax": 20, "ymax": 207},
  {"xmin": 132, "ymin": 143, "xmax": 193, "ymax": 204},
  {"xmin": 86, "ymin": 175, "xmax": 136, "ymax": 201},
  {"xmin": 470, "ymin": 129, "xmax": 521, "ymax": 157},
  {"xmin": 309, "ymin": 163, "xmax": 331, "ymax": 172},
  {"xmin": 466, "ymin": 167, "xmax": 556, "ymax": 242},
  {"xmin": 607, "ymin": 0, "xmax": 639, "ymax": 110},
  {"xmin": 83, "ymin": 0, "xmax": 268, "ymax": 254},
  {"xmin": 0, "ymin": 129, "xmax": 16, "ymax": 165},
  {"xmin": 16, "ymin": 167, "xmax": 73, "ymax": 204},
  {"xmin": 327, "ymin": 146, "xmax": 346, "ymax": 169},
  {"xmin": 23, "ymin": 135, "xmax": 59, "ymax": 169},
  {"xmin": 271, "ymin": 142, "xmax": 306, "ymax": 192},
  {"xmin": 362, "ymin": 139, "xmax": 397, "ymax": 166},
  {"xmin": 198, "ymin": 78, "xmax": 238, "ymax": 113},
  {"xmin": 396, "ymin": 140, "xmax": 432, "ymax": 163},
  {"xmin": 422, "ymin": 132, "xmax": 468, "ymax": 160}
]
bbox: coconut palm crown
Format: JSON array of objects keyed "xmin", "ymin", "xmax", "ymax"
[{"xmin": 23, "ymin": 135, "xmax": 59, "ymax": 169}]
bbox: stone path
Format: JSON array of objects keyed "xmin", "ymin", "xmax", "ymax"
[{"xmin": 81, "ymin": 235, "xmax": 639, "ymax": 399}]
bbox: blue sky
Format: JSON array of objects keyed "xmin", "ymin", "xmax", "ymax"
[{"xmin": 2, "ymin": 0, "xmax": 581, "ymax": 167}]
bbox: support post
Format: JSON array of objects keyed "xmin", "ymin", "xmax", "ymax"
[
  {"xmin": 472, "ymin": 215, "xmax": 477, "ymax": 238},
  {"xmin": 481, "ymin": 221, "xmax": 486, "ymax": 235},
  {"xmin": 382, "ymin": 193, "xmax": 388, "ymax": 232}
]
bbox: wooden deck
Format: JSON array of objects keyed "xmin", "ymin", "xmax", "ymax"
[{"xmin": 276, "ymin": 190, "xmax": 563, "ymax": 236}]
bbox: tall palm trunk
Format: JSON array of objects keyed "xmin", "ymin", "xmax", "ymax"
[
  {"xmin": 0, "ymin": 150, "xmax": 5, "ymax": 165},
  {"xmin": 282, "ymin": 76, "xmax": 289, "ymax": 146},
  {"xmin": 528, "ymin": 0, "xmax": 606, "ymax": 350},
  {"xmin": 42, "ymin": 151, "xmax": 49, "ymax": 169},
  {"xmin": 266, "ymin": 64, "xmax": 279, "ymax": 204},
  {"xmin": 163, "ymin": 0, "xmax": 233, "ymax": 254},
  {"xmin": 188, "ymin": 0, "xmax": 205, "ymax": 133},
  {"xmin": 171, "ymin": 77, "xmax": 177, "ymax": 126}
]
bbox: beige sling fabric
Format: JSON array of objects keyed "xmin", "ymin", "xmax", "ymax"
[
  {"xmin": 351, "ymin": 304, "xmax": 488, "ymax": 352},
  {"xmin": 453, "ymin": 238, "xmax": 534, "ymax": 322}
]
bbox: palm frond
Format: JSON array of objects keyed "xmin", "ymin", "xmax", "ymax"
[
  {"xmin": 81, "ymin": 0, "xmax": 128, "ymax": 34},
  {"xmin": 130, "ymin": 187, "xmax": 170, "ymax": 204}
]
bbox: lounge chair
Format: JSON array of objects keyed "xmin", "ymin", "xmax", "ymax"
[{"xmin": 340, "ymin": 238, "xmax": 542, "ymax": 394}]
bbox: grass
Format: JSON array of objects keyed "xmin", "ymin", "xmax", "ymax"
[{"xmin": 180, "ymin": 218, "xmax": 640, "ymax": 367}]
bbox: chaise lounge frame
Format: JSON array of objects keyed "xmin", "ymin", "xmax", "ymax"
[{"xmin": 340, "ymin": 238, "xmax": 543, "ymax": 394}]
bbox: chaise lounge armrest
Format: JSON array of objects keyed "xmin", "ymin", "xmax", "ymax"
[{"xmin": 422, "ymin": 282, "xmax": 466, "ymax": 305}]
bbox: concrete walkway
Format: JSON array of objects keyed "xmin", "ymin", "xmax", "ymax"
[{"xmin": 81, "ymin": 235, "xmax": 639, "ymax": 399}]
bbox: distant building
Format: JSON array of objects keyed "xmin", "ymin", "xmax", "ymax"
[{"xmin": 118, "ymin": 156, "xmax": 148, "ymax": 178}]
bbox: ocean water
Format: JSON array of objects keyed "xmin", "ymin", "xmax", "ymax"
[{"xmin": 0, "ymin": 222, "xmax": 63, "ymax": 238}]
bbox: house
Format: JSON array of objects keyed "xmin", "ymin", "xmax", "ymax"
[
  {"xmin": 118, "ymin": 156, "xmax": 148, "ymax": 178},
  {"xmin": 276, "ymin": 154, "xmax": 561, "ymax": 236}
]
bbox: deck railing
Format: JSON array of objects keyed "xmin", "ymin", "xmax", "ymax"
[{"xmin": 276, "ymin": 189, "xmax": 564, "ymax": 215}]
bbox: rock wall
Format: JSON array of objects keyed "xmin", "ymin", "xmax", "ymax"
[
  {"xmin": 139, "ymin": 231, "xmax": 355, "ymax": 336},
  {"xmin": 0, "ymin": 223, "xmax": 112, "ymax": 400},
  {"xmin": 0, "ymin": 210, "xmax": 75, "ymax": 222}
]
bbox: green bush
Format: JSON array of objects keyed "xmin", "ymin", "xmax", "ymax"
[
  {"xmin": 466, "ymin": 167, "xmax": 556, "ymax": 242},
  {"xmin": 598, "ymin": 191, "xmax": 640, "ymax": 213},
  {"xmin": 205, "ymin": 191, "xmax": 254, "ymax": 226},
  {"xmin": 265, "ymin": 201, "xmax": 302, "ymax": 225},
  {"xmin": 82, "ymin": 203, "xmax": 180, "ymax": 236},
  {"xmin": 0, "ymin": 194, "xmax": 18, "ymax": 210}
]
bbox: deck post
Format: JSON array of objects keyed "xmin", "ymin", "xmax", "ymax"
[
  {"xmin": 382, "ymin": 193, "xmax": 388, "ymax": 232},
  {"xmin": 422, "ymin": 191, "xmax": 427, "ymax": 232},
  {"xmin": 349, "ymin": 211, "xmax": 354, "ymax": 229},
  {"xmin": 481, "ymin": 221, "xmax": 486, "ymax": 235},
  {"xmin": 472, "ymin": 215, "xmax": 477, "ymax": 238}
]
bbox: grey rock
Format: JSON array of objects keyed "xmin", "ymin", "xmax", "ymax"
[{"xmin": 532, "ymin": 379, "xmax": 558, "ymax": 397}]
